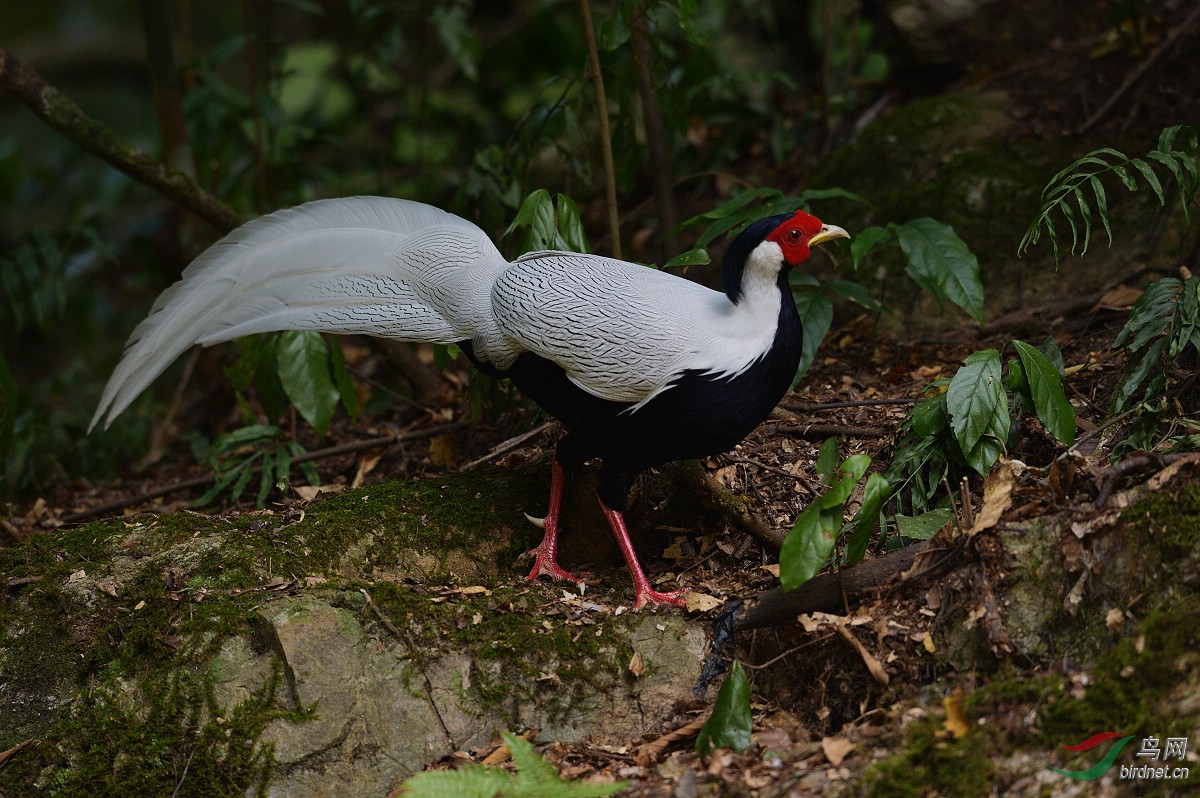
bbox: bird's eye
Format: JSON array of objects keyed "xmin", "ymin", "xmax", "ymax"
[{"xmin": 787, "ymin": 229, "xmax": 801, "ymax": 242}]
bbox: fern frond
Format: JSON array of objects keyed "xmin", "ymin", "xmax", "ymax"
[{"xmin": 1018, "ymin": 125, "xmax": 1198, "ymax": 265}]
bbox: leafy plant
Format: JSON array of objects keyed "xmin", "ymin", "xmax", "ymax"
[
  {"xmin": 399, "ymin": 731, "xmax": 627, "ymax": 798},
  {"xmin": 696, "ymin": 660, "xmax": 752, "ymax": 755},
  {"xmin": 1019, "ymin": 124, "xmax": 1198, "ymax": 265},
  {"xmin": 226, "ymin": 331, "xmax": 357, "ymax": 437},
  {"xmin": 503, "ymin": 189, "xmax": 590, "ymax": 254},
  {"xmin": 779, "ymin": 446, "xmax": 873, "ymax": 592},
  {"xmin": 885, "ymin": 340, "xmax": 1075, "ymax": 517},
  {"xmin": 192, "ymin": 424, "xmax": 319, "ymax": 508},
  {"xmin": 0, "ymin": 225, "xmax": 113, "ymax": 332},
  {"xmin": 673, "ymin": 187, "xmax": 984, "ymax": 383}
]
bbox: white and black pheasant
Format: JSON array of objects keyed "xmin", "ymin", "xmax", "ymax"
[{"xmin": 91, "ymin": 197, "xmax": 848, "ymax": 608}]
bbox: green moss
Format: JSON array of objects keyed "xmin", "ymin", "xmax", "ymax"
[
  {"xmin": 358, "ymin": 580, "xmax": 635, "ymax": 722},
  {"xmin": 862, "ymin": 606, "xmax": 1200, "ymax": 796},
  {"xmin": 0, "ymin": 464, "xmax": 612, "ymax": 794},
  {"xmin": 1121, "ymin": 481, "xmax": 1200, "ymax": 561},
  {"xmin": 1035, "ymin": 607, "xmax": 1199, "ymax": 750},
  {"xmin": 863, "ymin": 715, "xmax": 997, "ymax": 797},
  {"xmin": 0, "ymin": 654, "xmax": 295, "ymax": 797}
]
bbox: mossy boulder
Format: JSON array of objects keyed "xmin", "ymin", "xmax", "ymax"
[{"xmin": 0, "ymin": 466, "xmax": 709, "ymax": 797}]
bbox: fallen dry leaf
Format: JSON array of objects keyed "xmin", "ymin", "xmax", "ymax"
[
  {"xmin": 684, "ymin": 591, "xmax": 722, "ymax": 612},
  {"xmin": 352, "ymin": 450, "xmax": 383, "ymax": 490},
  {"xmin": 942, "ymin": 689, "xmax": 970, "ymax": 739},
  {"xmin": 967, "ymin": 458, "xmax": 1022, "ymax": 535},
  {"xmin": 1091, "ymin": 284, "xmax": 1142, "ymax": 311},
  {"xmin": 821, "ymin": 736, "xmax": 854, "ymax": 766},
  {"xmin": 628, "ymin": 651, "xmax": 646, "ymax": 678}
]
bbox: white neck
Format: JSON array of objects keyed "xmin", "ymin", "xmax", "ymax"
[{"xmin": 701, "ymin": 239, "xmax": 785, "ymax": 378}]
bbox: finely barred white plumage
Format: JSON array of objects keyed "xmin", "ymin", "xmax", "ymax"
[
  {"xmin": 91, "ymin": 196, "xmax": 789, "ymax": 430},
  {"xmin": 494, "ymin": 248, "xmax": 784, "ymax": 407},
  {"xmin": 92, "ymin": 194, "xmax": 849, "ymax": 608}
]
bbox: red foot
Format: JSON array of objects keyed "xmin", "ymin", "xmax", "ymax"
[
  {"xmin": 522, "ymin": 460, "xmax": 585, "ymax": 584},
  {"xmin": 601, "ymin": 506, "xmax": 685, "ymax": 610},
  {"xmin": 633, "ymin": 587, "xmax": 688, "ymax": 610}
]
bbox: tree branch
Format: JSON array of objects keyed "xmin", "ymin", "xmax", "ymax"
[{"xmin": 0, "ymin": 45, "xmax": 241, "ymax": 233}]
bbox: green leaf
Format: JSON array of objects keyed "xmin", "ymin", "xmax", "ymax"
[
  {"xmin": 845, "ymin": 473, "xmax": 891, "ymax": 565},
  {"xmin": 850, "ymin": 225, "xmax": 891, "ymax": 270},
  {"xmin": 815, "ymin": 437, "xmax": 839, "ymax": 485},
  {"xmin": 946, "ymin": 349, "xmax": 1007, "ymax": 458},
  {"xmin": 895, "ymin": 219, "xmax": 984, "ymax": 324},
  {"xmin": 697, "ymin": 661, "xmax": 752, "ymax": 755},
  {"xmin": 208, "ymin": 424, "xmax": 283, "ymax": 455},
  {"xmin": 910, "ymin": 392, "xmax": 949, "ymax": 439},
  {"xmin": 1114, "ymin": 277, "xmax": 1182, "ymax": 352},
  {"xmin": 398, "ymin": 763, "xmax": 510, "ymax": 798},
  {"xmin": 826, "ymin": 279, "xmax": 884, "ymax": 313},
  {"xmin": 257, "ymin": 451, "xmax": 276, "ymax": 508},
  {"xmin": 328, "ymin": 334, "xmax": 358, "ymax": 423},
  {"xmin": 1005, "ymin": 357, "xmax": 1032, "ymax": 412},
  {"xmin": 227, "ymin": 458, "xmax": 256, "ymax": 506},
  {"xmin": 399, "ymin": 732, "xmax": 627, "ymax": 798},
  {"xmin": 1116, "ymin": 335, "xmax": 1170, "ymax": 412},
  {"xmin": 554, "ymin": 193, "xmax": 590, "ymax": 254},
  {"xmin": 793, "ymin": 292, "xmax": 833, "ymax": 387},
  {"xmin": 780, "ymin": 455, "xmax": 870, "ymax": 591},
  {"xmin": 255, "ymin": 335, "xmax": 289, "ymax": 424},
  {"xmin": 894, "ymin": 507, "xmax": 952, "ymax": 540},
  {"xmin": 1013, "ymin": 340, "xmax": 1076, "ymax": 446},
  {"xmin": 276, "ymin": 331, "xmax": 341, "ymax": 436},
  {"xmin": 962, "ymin": 435, "xmax": 1005, "ymax": 476},
  {"xmin": 664, "ymin": 248, "xmax": 711, "ymax": 269},
  {"xmin": 1129, "ymin": 158, "xmax": 1166, "ymax": 204},
  {"xmin": 1089, "ymin": 174, "xmax": 1113, "ymax": 247}
]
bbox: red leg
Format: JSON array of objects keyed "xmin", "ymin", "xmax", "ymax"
[
  {"xmin": 524, "ymin": 460, "xmax": 584, "ymax": 583},
  {"xmin": 601, "ymin": 506, "xmax": 686, "ymax": 609}
]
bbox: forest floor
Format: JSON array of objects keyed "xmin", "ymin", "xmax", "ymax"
[{"xmin": 5, "ymin": 2, "xmax": 1200, "ymax": 794}]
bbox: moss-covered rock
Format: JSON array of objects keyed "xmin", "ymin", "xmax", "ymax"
[{"xmin": 0, "ymin": 467, "xmax": 709, "ymax": 797}]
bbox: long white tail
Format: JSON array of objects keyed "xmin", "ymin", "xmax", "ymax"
[{"xmin": 90, "ymin": 196, "xmax": 511, "ymax": 431}]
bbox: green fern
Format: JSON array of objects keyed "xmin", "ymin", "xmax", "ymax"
[
  {"xmin": 398, "ymin": 732, "xmax": 627, "ymax": 798},
  {"xmin": 1019, "ymin": 124, "xmax": 1198, "ymax": 264}
]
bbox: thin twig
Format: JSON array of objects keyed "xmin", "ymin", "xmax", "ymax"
[
  {"xmin": 359, "ymin": 587, "xmax": 404, "ymax": 639},
  {"xmin": 777, "ymin": 423, "xmax": 893, "ymax": 439},
  {"xmin": 578, "ymin": 0, "xmax": 621, "ymax": 259},
  {"xmin": 461, "ymin": 421, "xmax": 556, "ymax": 471},
  {"xmin": 634, "ymin": 713, "xmax": 710, "ymax": 766},
  {"xmin": 1078, "ymin": 1, "xmax": 1200, "ymax": 134},
  {"xmin": 171, "ymin": 746, "xmax": 197, "ymax": 798},
  {"xmin": 781, "ymin": 398, "xmax": 915, "ymax": 412}
]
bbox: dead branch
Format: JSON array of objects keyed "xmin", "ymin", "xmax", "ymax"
[
  {"xmin": 690, "ymin": 466, "xmax": 787, "ymax": 549},
  {"xmin": 461, "ymin": 421, "xmax": 556, "ymax": 470},
  {"xmin": 777, "ymin": 423, "xmax": 893, "ymax": 440},
  {"xmin": 634, "ymin": 713, "xmax": 710, "ymax": 766},
  {"xmin": 0, "ymin": 46, "xmax": 240, "ymax": 232},
  {"xmin": 735, "ymin": 540, "xmax": 939, "ymax": 630}
]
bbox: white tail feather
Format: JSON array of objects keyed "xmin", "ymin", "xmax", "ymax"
[{"xmin": 90, "ymin": 196, "xmax": 509, "ymax": 431}]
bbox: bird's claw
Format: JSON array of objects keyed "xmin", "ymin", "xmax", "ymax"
[
  {"xmin": 522, "ymin": 512, "xmax": 547, "ymax": 529},
  {"xmin": 633, "ymin": 587, "xmax": 687, "ymax": 610},
  {"xmin": 526, "ymin": 556, "xmax": 587, "ymax": 585}
]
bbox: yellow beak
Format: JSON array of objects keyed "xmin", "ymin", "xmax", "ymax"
[{"xmin": 808, "ymin": 224, "xmax": 851, "ymax": 247}]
